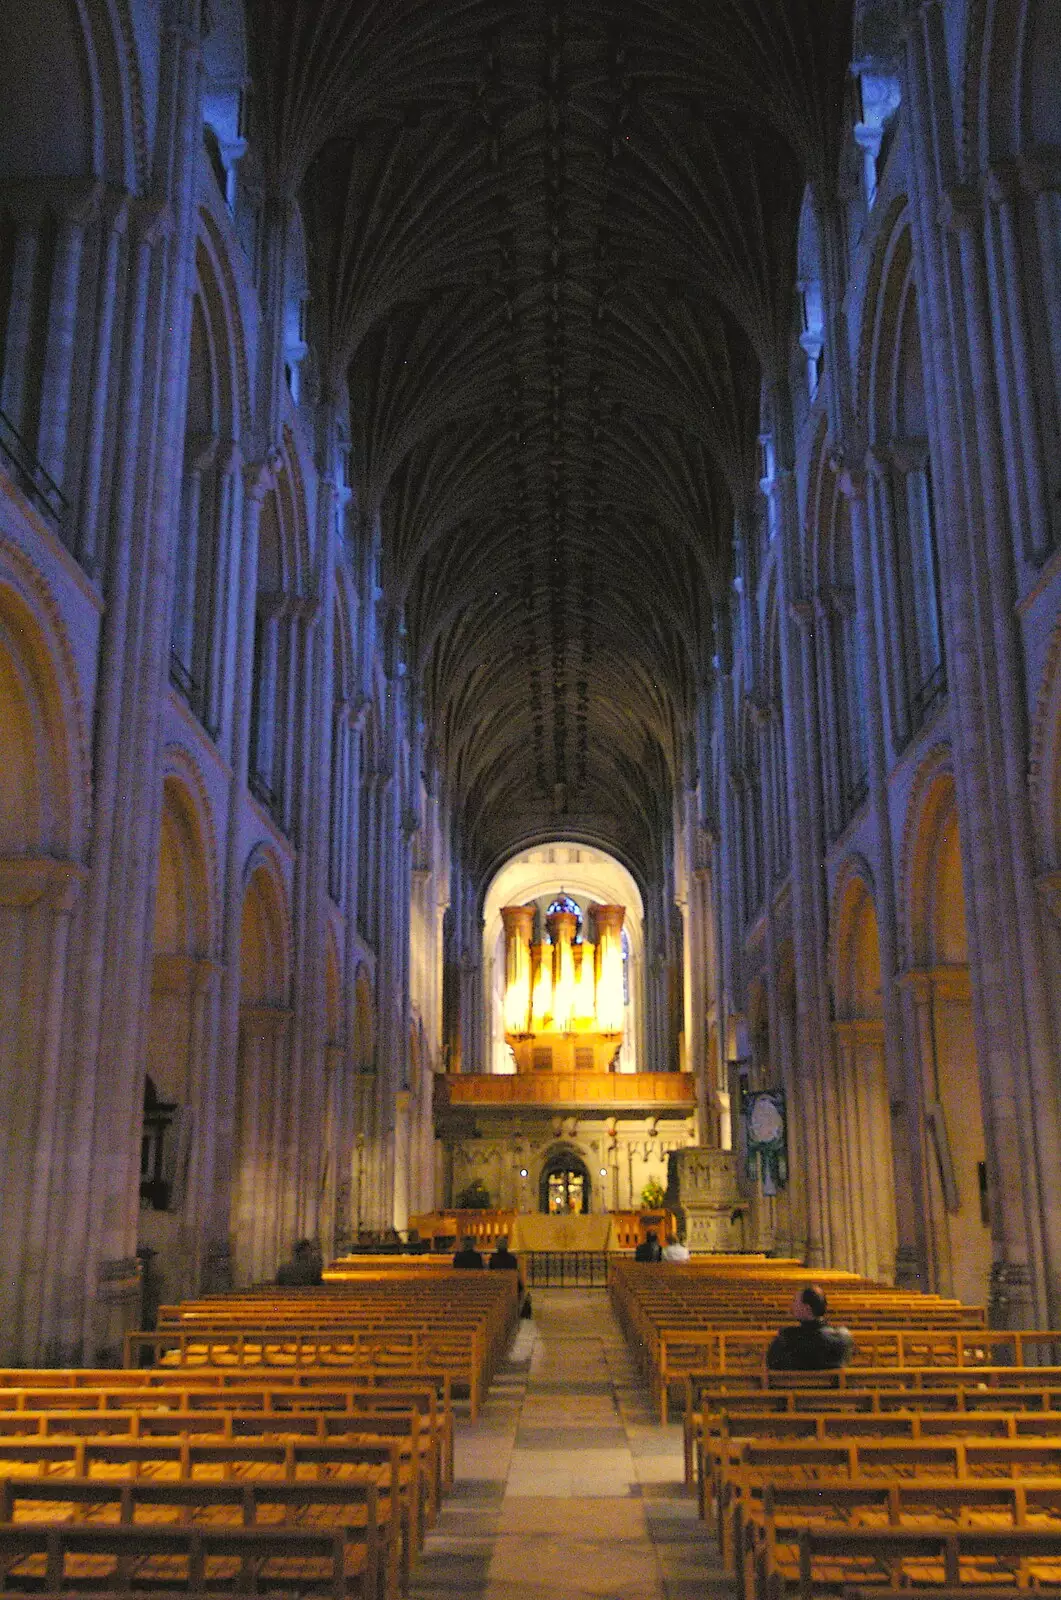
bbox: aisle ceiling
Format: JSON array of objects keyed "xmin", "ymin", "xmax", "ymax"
[{"xmin": 249, "ymin": 0, "xmax": 853, "ymax": 879}]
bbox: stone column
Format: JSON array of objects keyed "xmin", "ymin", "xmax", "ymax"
[
  {"xmin": 78, "ymin": 188, "xmax": 129, "ymax": 575},
  {"xmin": 769, "ymin": 459, "xmax": 836, "ymax": 1268},
  {"xmin": 37, "ymin": 181, "xmax": 103, "ymax": 489},
  {"xmin": 0, "ymin": 859, "xmax": 85, "ymax": 1361},
  {"xmin": 0, "ymin": 203, "xmax": 40, "ymax": 431},
  {"xmin": 842, "ymin": 466, "xmax": 925, "ymax": 1287},
  {"xmin": 208, "ymin": 458, "xmax": 272, "ymax": 1275},
  {"xmin": 44, "ymin": 198, "xmax": 165, "ymax": 1361},
  {"xmin": 903, "ymin": 0, "xmax": 1060, "ymax": 1324}
]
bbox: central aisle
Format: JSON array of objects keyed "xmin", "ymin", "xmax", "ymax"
[{"xmin": 410, "ymin": 1288, "xmax": 728, "ymax": 1600}]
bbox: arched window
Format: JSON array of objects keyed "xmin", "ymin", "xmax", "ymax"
[
  {"xmin": 766, "ymin": 620, "xmax": 789, "ymax": 880},
  {"xmin": 816, "ymin": 466, "xmax": 869, "ymax": 833},
  {"xmin": 170, "ymin": 291, "xmax": 224, "ymax": 736},
  {"xmin": 248, "ymin": 467, "xmax": 302, "ymax": 831},
  {"xmin": 870, "ymin": 254, "xmax": 946, "ymax": 747},
  {"xmin": 328, "ymin": 592, "xmax": 353, "ymax": 903},
  {"xmin": 738, "ymin": 706, "xmax": 764, "ymax": 921}
]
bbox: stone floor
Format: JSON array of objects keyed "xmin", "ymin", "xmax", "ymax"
[{"xmin": 409, "ymin": 1289, "xmax": 730, "ymax": 1599}]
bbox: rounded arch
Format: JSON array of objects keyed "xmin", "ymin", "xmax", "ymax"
[
  {"xmin": 481, "ymin": 841, "xmax": 645, "ymax": 1075},
  {"xmin": 831, "ymin": 857, "xmax": 883, "ymax": 1021},
  {"xmin": 538, "ymin": 1143, "xmax": 592, "ymax": 1215},
  {"xmin": 238, "ymin": 846, "xmax": 291, "ymax": 1007},
  {"xmin": 160, "ymin": 746, "xmax": 220, "ymax": 947},
  {"xmin": 153, "ymin": 774, "xmax": 211, "ymax": 960},
  {"xmin": 353, "ymin": 964, "xmax": 376, "ymax": 1071},
  {"xmin": 900, "ymin": 750, "xmax": 968, "ymax": 969},
  {"xmin": 0, "ymin": 573, "xmax": 87, "ymax": 859},
  {"xmin": 0, "ymin": 0, "xmax": 140, "ymax": 187},
  {"xmin": 1029, "ymin": 611, "xmax": 1061, "ymax": 873},
  {"xmin": 967, "ymin": 0, "xmax": 1061, "ymax": 171},
  {"xmin": 324, "ymin": 927, "xmax": 342, "ymax": 1048},
  {"xmin": 856, "ymin": 204, "xmax": 914, "ymax": 432}
]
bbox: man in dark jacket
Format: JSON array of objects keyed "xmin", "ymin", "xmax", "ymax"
[
  {"xmin": 453, "ymin": 1235, "xmax": 484, "ymax": 1269},
  {"xmin": 767, "ymin": 1284, "xmax": 853, "ymax": 1370},
  {"xmin": 634, "ymin": 1230, "xmax": 662, "ymax": 1262},
  {"xmin": 488, "ymin": 1236, "xmax": 520, "ymax": 1274}
]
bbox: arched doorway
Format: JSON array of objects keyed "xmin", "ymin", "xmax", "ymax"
[
  {"xmin": 231, "ymin": 854, "xmax": 291, "ymax": 1286},
  {"xmin": 833, "ymin": 871, "xmax": 897, "ymax": 1284},
  {"xmin": 0, "ymin": 582, "xmax": 83, "ymax": 1361},
  {"xmin": 539, "ymin": 1149, "xmax": 591, "ymax": 1215},
  {"xmin": 140, "ymin": 772, "xmax": 214, "ymax": 1304},
  {"xmin": 906, "ymin": 769, "xmax": 992, "ymax": 1306}
]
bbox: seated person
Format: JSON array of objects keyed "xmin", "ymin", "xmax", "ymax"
[
  {"xmin": 452, "ymin": 1234, "xmax": 485, "ymax": 1269},
  {"xmin": 661, "ymin": 1230, "xmax": 690, "ymax": 1262},
  {"xmin": 277, "ymin": 1238, "xmax": 323, "ymax": 1286},
  {"xmin": 634, "ymin": 1229, "xmax": 662, "ymax": 1262},
  {"xmin": 767, "ymin": 1284, "xmax": 853, "ymax": 1370},
  {"xmin": 488, "ymin": 1234, "xmax": 523, "ymax": 1295},
  {"xmin": 488, "ymin": 1235, "xmax": 519, "ymax": 1273}
]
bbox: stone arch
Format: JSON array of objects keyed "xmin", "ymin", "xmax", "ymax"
[
  {"xmin": 538, "ymin": 1142, "xmax": 592, "ymax": 1215},
  {"xmin": 1030, "ymin": 613, "xmax": 1061, "ymax": 917},
  {"xmin": 353, "ymin": 964, "xmax": 376, "ymax": 1071},
  {"xmin": 170, "ymin": 228, "xmax": 245, "ymax": 727},
  {"xmin": 831, "ymin": 856, "xmax": 881, "ymax": 1021},
  {"xmin": 230, "ymin": 847, "xmax": 293, "ymax": 1284},
  {"xmin": 249, "ymin": 435, "xmax": 312, "ymax": 825},
  {"xmin": 0, "ymin": 561, "xmax": 88, "ymax": 860},
  {"xmin": 138, "ymin": 767, "xmax": 218, "ymax": 1303},
  {"xmin": 238, "ymin": 846, "xmax": 291, "ymax": 1005},
  {"xmin": 320, "ymin": 926, "xmax": 348, "ymax": 1261},
  {"xmin": 0, "ymin": 570, "xmax": 88, "ymax": 1361},
  {"xmin": 830, "ymin": 858, "xmax": 897, "ymax": 1282},
  {"xmin": 900, "ymin": 756, "xmax": 992, "ymax": 1305},
  {"xmin": 0, "ymin": 0, "xmax": 101, "ymax": 181},
  {"xmin": 967, "ymin": 0, "xmax": 1061, "ymax": 171},
  {"xmin": 865, "ymin": 222, "xmax": 947, "ymax": 751}
]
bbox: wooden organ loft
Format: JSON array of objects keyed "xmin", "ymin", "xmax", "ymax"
[{"xmin": 501, "ymin": 897, "xmax": 625, "ymax": 1074}]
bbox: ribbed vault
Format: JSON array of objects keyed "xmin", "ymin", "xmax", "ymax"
[{"xmin": 248, "ymin": 0, "xmax": 854, "ymax": 880}]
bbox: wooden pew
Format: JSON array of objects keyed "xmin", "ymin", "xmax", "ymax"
[
  {"xmin": 0, "ymin": 1380, "xmax": 453, "ymax": 1490},
  {"xmin": 0, "ymin": 1520, "xmax": 357, "ymax": 1597},
  {"xmin": 683, "ymin": 1372, "xmax": 1061, "ymax": 1488},
  {"xmin": 0, "ymin": 1475, "xmax": 383, "ymax": 1600},
  {"xmin": 0, "ymin": 1437, "xmax": 406, "ymax": 1595},
  {"xmin": 790, "ymin": 1524, "xmax": 1061, "ymax": 1599},
  {"xmin": 736, "ymin": 1478, "xmax": 1061, "ymax": 1599}
]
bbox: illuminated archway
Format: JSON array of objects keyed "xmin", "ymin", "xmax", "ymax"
[{"xmin": 482, "ymin": 843, "xmax": 645, "ymax": 1075}]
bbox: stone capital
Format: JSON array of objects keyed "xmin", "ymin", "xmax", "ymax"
[
  {"xmin": 242, "ymin": 456, "xmax": 277, "ymax": 504},
  {"xmin": 0, "ymin": 856, "xmax": 87, "ymax": 912},
  {"xmin": 985, "ymin": 161, "xmax": 1021, "ymax": 207},
  {"xmin": 939, "ymin": 183, "xmax": 982, "ymax": 233},
  {"xmin": 1035, "ymin": 869, "xmax": 1061, "ymax": 928},
  {"xmin": 1017, "ymin": 146, "xmax": 1061, "ymax": 196}
]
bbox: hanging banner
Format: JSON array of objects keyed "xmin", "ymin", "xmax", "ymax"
[{"xmin": 742, "ymin": 1089, "xmax": 788, "ymax": 1194}]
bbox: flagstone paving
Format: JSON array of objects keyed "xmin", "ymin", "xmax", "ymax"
[{"xmin": 410, "ymin": 1288, "xmax": 730, "ymax": 1599}]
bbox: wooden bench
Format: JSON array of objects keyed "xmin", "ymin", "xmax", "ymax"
[
  {"xmin": 0, "ymin": 1381, "xmax": 453, "ymax": 1490},
  {"xmin": 0, "ymin": 1436, "xmax": 407, "ymax": 1594},
  {"xmin": 0, "ymin": 1474, "xmax": 385, "ymax": 1599},
  {"xmin": 786, "ymin": 1525, "xmax": 1061, "ymax": 1600},
  {"xmin": 0, "ymin": 1519, "xmax": 366, "ymax": 1597},
  {"xmin": 735, "ymin": 1479, "xmax": 1061, "ymax": 1595}
]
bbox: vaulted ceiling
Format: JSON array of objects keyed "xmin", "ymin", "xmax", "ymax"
[{"xmin": 248, "ymin": 0, "xmax": 854, "ymax": 881}]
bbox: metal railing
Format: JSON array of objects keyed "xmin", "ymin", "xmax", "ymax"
[
  {"xmin": 0, "ymin": 406, "xmax": 68, "ymax": 529},
  {"xmin": 908, "ymin": 658, "xmax": 947, "ymax": 736},
  {"xmin": 169, "ymin": 652, "xmax": 220, "ymax": 741},
  {"xmin": 525, "ymin": 1250, "xmax": 612, "ymax": 1288}
]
